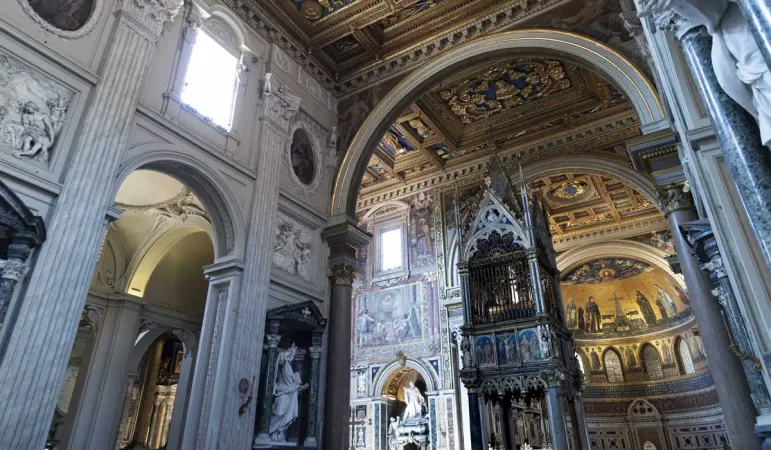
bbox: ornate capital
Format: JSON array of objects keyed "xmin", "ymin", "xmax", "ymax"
[
  {"xmin": 266, "ymin": 334, "xmax": 281, "ymax": 348},
  {"xmin": 260, "ymin": 73, "xmax": 301, "ymax": 132},
  {"xmin": 702, "ymin": 255, "xmax": 727, "ymax": 280},
  {"xmin": 172, "ymin": 328, "xmax": 198, "ymax": 357},
  {"xmin": 540, "ymin": 368, "xmax": 567, "ymax": 388},
  {"xmin": 711, "ymin": 286, "xmax": 729, "ymax": 308},
  {"xmin": 327, "ymin": 262, "xmax": 357, "ymax": 287},
  {"xmin": 0, "ymin": 259, "xmax": 29, "ymax": 281},
  {"xmin": 637, "ymin": 1, "xmax": 701, "ymax": 41},
  {"xmin": 120, "ymin": 0, "xmax": 184, "ymax": 37},
  {"xmin": 659, "ymin": 184, "xmax": 695, "ymax": 214}
]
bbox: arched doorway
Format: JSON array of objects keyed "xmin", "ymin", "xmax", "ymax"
[{"xmin": 47, "ymin": 166, "xmax": 230, "ymax": 450}]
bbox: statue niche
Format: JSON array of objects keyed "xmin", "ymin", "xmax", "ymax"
[
  {"xmin": 384, "ymin": 368, "xmax": 430, "ymax": 450},
  {"xmin": 254, "ymin": 302, "xmax": 325, "ymax": 449}
]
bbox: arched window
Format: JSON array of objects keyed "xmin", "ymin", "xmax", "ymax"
[
  {"xmin": 181, "ymin": 19, "xmax": 241, "ymax": 130},
  {"xmin": 642, "ymin": 345, "xmax": 664, "ymax": 380},
  {"xmin": 678, "ymin": 339, "xmax": 695, "ymax": 374},
  {"xmin": 604, "ymin": 349, "xmax": 624, "ymax": 383}
]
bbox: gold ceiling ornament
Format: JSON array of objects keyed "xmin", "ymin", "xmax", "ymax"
[
  {"xmin": 408, "ymin": 118, "xmax": 433, "ymax": 138},
  {"xmin": 439, "ymin": 58, "xmax": 572, "ymax": 124},
  {"xmin": 549, "ymin": 180, "xmax": 590, "ymax": 201},
  {"xmin": 300, "ymin": 1, "xmax": 324, "ymax": 20}
]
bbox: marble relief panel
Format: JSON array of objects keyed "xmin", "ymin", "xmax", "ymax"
[
  {"xmin": 273, "ymin": 213, "xmax": 313, "ymax": 281},
  {"xmin": 0, "ymin": 50, "xmax": 74, "ymax": 165}
]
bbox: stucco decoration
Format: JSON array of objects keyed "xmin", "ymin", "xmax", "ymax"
[
  {"xmin": 0, "ymin": 51, "xmax": 74, "ymax": 164},
  {"xmin": 284, "ymin": 116, "xmax": 323, "ymax": 197},
  {"xmin": 273, "ymin": 213, "xmax": 312, "ymax": 281},
  {"xmin": 19, "ymin": 0, "xmax": 105, "ymax": 38}
]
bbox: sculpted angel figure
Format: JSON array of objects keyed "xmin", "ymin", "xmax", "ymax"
[{"xmin": 639, "ymin": 0, "xmax": 771, "ymax": 146}]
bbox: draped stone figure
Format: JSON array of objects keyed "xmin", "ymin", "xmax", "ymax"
[
  {"xmin": 402, "ymin": 382, "xmax": 426, "ymax": 421},
  {"xmin": 269, "ymin": 344, "xmax": 309, "ymax": 442},
  {"xmin": 639, "ymin": 0, "xmax": 771, "ymax": 146}
]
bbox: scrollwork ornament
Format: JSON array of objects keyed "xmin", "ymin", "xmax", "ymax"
[
  {"xmin": 658, "ymin": 184, "xmax": 694, "ymax": 214},
  {"xmin": 172, "ymin": 328, "xmax": 198, "ymax": 357},
  {"xmin": 83, "ymin": 305, "xmax": 105, "ymax": 331},
  {"xmin": 0, "ymin": 259, "xmax": 29, "ymax": 281},
  {"xmin": 327, "ymin": 262, "xmax": 357, "ymax": 287},
  {"xmin": 711, "ymin": 286, "xmax": 729, "ymax": 308},
  {"xmin": 260, "ymin": 74, "xmax": 301, "ymax": 132}
]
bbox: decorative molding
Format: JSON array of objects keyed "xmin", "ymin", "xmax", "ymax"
[
  {"xmin": 18, "ymin": 0, "xmax": 106, "ymax": 39},
  {"xmin": 327, "ymin": 262, "xmax": 357, "ymax": 287},
  {"xmin": 0, "ymin": 259, "xmax": 29, "ymax": 281},
  {"xmin": 284, "ymin": 115, "xmax": 323, "ymax": 197},
  {"xmin": 259, "ymin": 73, "xmax": 301, "ymax": 132},
  {"xmin": 120, "ymin": 0, "xmax": 185, "ymax": 37}
]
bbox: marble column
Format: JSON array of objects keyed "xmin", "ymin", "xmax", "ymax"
[
  {"xmin": 653, "ymin": 14, "xmax": 771, "ymax": 272},
  {"xmin": 61, "ymin": 295, "xmax": 144, "ymax": 450},
  {"xmin": 735, "ymin": 0, "xmax": 771, "ymax": 70},
  {"xmin": 304, "ymin": 331, "xmax": 323, "ymax": 447},
  {"xmin": 254, "ymin": 320, "xmax": 281, "ymax": 444},
  {"xmin": 681, "ymin": 219, "xmax": 771, "ymax": 444},
  {"xmin": 466, "ymin": 386, "xmax": 484, "ymax": 450},
  {"xmin": 544, "ymin": 372, "xmax": 569, "ymax": 450},
  {"xmin": 321, "ymin": 221, "xmax": 370, "ymax": 450},
  {"xmin": 165, "ymin": 329, "xmax": 198, "ymax": 450},
  {"xmin": 189, "ymin": 80, "xmax": 300, "ymax": 450},
  {"xmin": 136, "ymin": 338, "xmax": 165, "ymax": 446},
  {"xmin": 660, "ymin": 185, "xmax": 760, "ymax": 448},
  {"xmin": 0, "ymin": 1, "xmax": 182, "ymax": 447}
]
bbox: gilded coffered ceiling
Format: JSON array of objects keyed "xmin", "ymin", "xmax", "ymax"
[
  {"xmin": 359, "ymin": 57, "xmax": 636, "ymax": 189},
  {"xmin": 231, "ymin": 0, "xmax": 646, "ymax": 95}
]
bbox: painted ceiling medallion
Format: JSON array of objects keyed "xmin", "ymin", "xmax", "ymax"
[
  {"xmin": 299, "ymin": 1, "xmax": 323, "ymax": 20},
  {"xmin": 438, "ymin": 58, "xmax": 572, "ymax": 124},
  {"xmin": 550, "ymin": 180, "xmax": 589, "ymax": 200}
]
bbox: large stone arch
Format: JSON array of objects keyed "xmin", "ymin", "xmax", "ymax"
[
  {"xmin": 555, "ymin": 240, "xmax": 686, "ymax": 291},
  {"xmin": 372, "ymin": 358, "xmax": 439, "ymax": 397},
  {"xmin": 331, "ymin": 29, "xmax": 667, "ymax": 218},
  {"xmin": 115, "ymin": 147, "xmax": 245, "ymax": 260}
]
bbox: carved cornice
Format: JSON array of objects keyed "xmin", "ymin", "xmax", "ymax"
[
  {"xmin": 0, "ymin": 259, "xmax": 29, "ymax": 281},
  {"xmin": 172, "ymin": 328, "xmax": 198, "ymax": 357}
]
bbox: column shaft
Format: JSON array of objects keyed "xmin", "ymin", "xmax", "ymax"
[
  {"xmin": 679, "ymin": 26, "xmax": 771, "ymax": 272},
  {"xmin": 136, "ymin": 339, "xmax": 165, "ymax": 446},
  {"xmin": 546, "ymin": 387, "xmax": 569, "ymax": 450},
  {"xmin": 0, "ymin": 2, "xmax": 180, "ymax": 447},
  {"xmin": 304, "ymin": 338, "xmax": 322, "ymax": 447},
  {"xmin": 735, "ymin": 0, "xmax": 771, "ymax": 69},
  {"xmin": 664, "ymin": 197, "xmax": 760, "ymax": 448},
  {"xmin": 467, "ymin": 391, "xmax": 484, "ymax": 450},
  {"xmin": 323, "ymin": 274, "xmax": 353, "ymax": 449},
  {"xmin": 166, "ymin": 348, "xmax": 195, "ymax": 450}
]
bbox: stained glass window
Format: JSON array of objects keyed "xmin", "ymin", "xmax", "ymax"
[
  {"xmin": 679, "ymin": 339, "xmax": 695, "ymax": 374},
  {"xmin": 643, "ymin": 345, "xmax": 664, "ymax": 380},
  {"xmin": 604, "ymin": 349, "xmax": 624, "ymax": 383}
]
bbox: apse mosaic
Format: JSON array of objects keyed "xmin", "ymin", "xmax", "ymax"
[
  {"xmin": 27, "ymin": 0, "xmax": 95, "ymax": 31},
  {"xmin": 561, "ymin": 258, "xmax": 689, "ymax": 336},
  {"xmin": 437, "ymin": 58, "xmax": 572, "ymax": 124}
]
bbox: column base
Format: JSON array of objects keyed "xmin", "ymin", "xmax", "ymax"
[
  {"xmin": 756, "ymin": 421, "xmax": 771, "ymax": 450},
  {"xmin": 302, "ymin": 437, "xmax": 318, "ymax": 448}
]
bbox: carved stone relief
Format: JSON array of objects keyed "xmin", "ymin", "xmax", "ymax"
[
  {"xmin": 273, "ymin": 213, "xmax": 313, "ymax": 281},
  {"xmin": 0, "ymin": 51, "xmax": 74, "ymax": 164}
]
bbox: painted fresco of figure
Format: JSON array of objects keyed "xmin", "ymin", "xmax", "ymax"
[
  {"xmin": 655, "ymin": 284, "xmax": 678, "ymax": 316},
  {"xmin": 578, "ymin": 307, "xmax": 585, "ymax": 331},
  {"xmin": 357, "ymin": 309, "xmax": 375, "ymax": 346},
  {"xmin": 408, "ymin": 300, "xmax": 421, "ymax": 339},
  {"xmin": 656, "ymin": 298, "xmax": 669, "ymax": 320},
  {"xmin": 586, "ymin": 297, "xmax": 601, "ymax": 332},
  {"xmin": 269, "ymin": 344, "xmax": 308, "ymax": 442},
  {"xmin": 567, "ymin": 298, "xmax": 577, "ymax": 328},
  {"xmin": 635, "ymin": 291, "xmax": 657, "ymax": 324}
]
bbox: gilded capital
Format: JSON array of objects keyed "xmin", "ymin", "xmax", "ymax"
[
  {"xmin": 327, "ymin": 262, "xmax": 358, "ymax": 287},
  {"xmin": 659, "ymin": 184, "xmax": 695, "ymax": 214}
]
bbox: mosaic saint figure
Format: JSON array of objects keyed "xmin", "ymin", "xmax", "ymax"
[
  {"xmin": 586, "ymin": 297, "xmax": 601, "ymax": 332},
  {"xmin": 635, "ymin": 291, "xmax": 657, "ymax": 325},
  {"xmin": 625, "ymin": 348, "xmax": 638, "ymax": 368},
  {"xmin": 590, "ymin": 351, "xmax": 601, "ymax": 371},
  {"xmin": 656, "ymin": 298, "xmax": 669, "ymax": 321},
  {"xmin": 408, "ymin": 300, "xmax": 421, "ymax": 339},
  {"xmin": 655, "ymin": 284, "xmax": 678, "ymax": 315},
  {"xmin": 269, "ymin": 344, "xmax": 308, "ymax": 442},
  {"xmin": 567, "ymin": 298, "xmax": 577, "ymax": 329},
  {"xmin": 577, "ymin": 307, "xmax": 585, "ymax": 331}
]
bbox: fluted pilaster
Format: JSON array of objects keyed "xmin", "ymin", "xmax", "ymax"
[{"xmin": 0, "ymin": 0, "xmax": 181, "ymax": 446}]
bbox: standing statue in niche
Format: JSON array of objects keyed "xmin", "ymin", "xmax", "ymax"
[
  {"xmin": 388, "ymin": 416, "xmax": 401, "ymax": 450},
  {"xmin": 639, "ymin": 0, "xmax": 771, "ymax": 146},
  {"xmin": 402, "ymin": 381, "xmax": 426, "ymax": 421},
  {"xmin": 269, "ymin": 343, "xmax": 308, "ymax": 442}
]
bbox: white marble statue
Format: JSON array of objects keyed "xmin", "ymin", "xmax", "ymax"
[
  {"xmin": 402, "ymin": 381, "xmax": 426, "ymax": 421},
  {"xmin": 268, "ymin": 343, "xmax": 309, "ymax": 442},
  {"xmin": 639, "ymin": 0, "xmax": 771, "ymax": 146},
  {"xmin": 273, "ymin": 214, "xmax": 313, "ymax": 281},
  {"xmin": 388, "ymin": 416, "xmax": 400, "ymax": 450}
]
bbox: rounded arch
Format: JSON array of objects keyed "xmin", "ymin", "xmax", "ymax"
[
  {"xmin": 372, "ymin": 358, "xmax": 438, "ymax": 397},
  {"xmin": 556, "ymin": 240, "xmax": 686, "ymax": 291},
  {"xmin": 123, "ymin": 218, "xmax": 214, "ymax": 297},
  {"xmin": 331, "ymin": 29, "xmax": 666, "ymax": 218},
  {"xmin": 115, "ymin": 148, "xmax": 245, "ymax": 260},
  {"xmin": 198, "ymin": 4, "xmax": 250, "ymax": 53},
  {"xmin": 360, "ymin": 200, "xmax": 411, "ymax": 220},
  {"xmin": 602, "ymin": 347, "xmax": 625, "ymax": 383},
  {"xmin": 674, "ymin": 335, "xmax": 696, "ymax": 374},
  {"xmin": 640, "ymin": 343, "xmax": 664, "ymax": 380}
]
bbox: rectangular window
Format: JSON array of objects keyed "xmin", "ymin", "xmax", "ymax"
[
  {"xmin": 181, "ymin": 31, "xmax": 239, "ymax": 130},
  {"xmin": 380, "ymin": 227, "xmax": 402, "ymax": 271}
]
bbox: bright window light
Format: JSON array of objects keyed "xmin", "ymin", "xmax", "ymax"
[
  {"xmin": 181, "ymin": 31, "xmax": 239, "ymax": 130},
  {"xmin": 381, "ymin": 228, "xmax": 402, "ymax": 271}
]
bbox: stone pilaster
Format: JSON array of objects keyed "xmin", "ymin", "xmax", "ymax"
[
  {"xmin": 321, "ymin": 220, "xmax": 370, "ymax": 450},
  {"xmin": 659, "ymin": 184, "xmax": 761, "ymax": 448},
  {"xmin": 0, "ymin": 0, "xmax": 182, "ymax": 447}
]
